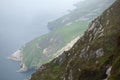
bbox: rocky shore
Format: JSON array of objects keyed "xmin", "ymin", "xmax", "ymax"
[
  {"xmin": 8, "ymin": 50, "xmax": 22, "ymax": 61},
  {"xmin": 17, "ymin": 62, "xmax": 28, "ymax": 72},
  {"xmin": 8, "ymin": 50, "xmax": 28, "ymax": 72}
]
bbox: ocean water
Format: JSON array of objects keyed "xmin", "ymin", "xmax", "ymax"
[
  {"xmin": 0, "ymin": 0, "xmax": 78, "ymax": 79},
  {"xmin": 0, "ymin": 25, "xmax": 49, "ymax": 80}
]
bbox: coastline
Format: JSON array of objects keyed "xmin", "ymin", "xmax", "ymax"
[{"xmin": 8, "ymin": 50, "xmax": 28, "ymax": 72}]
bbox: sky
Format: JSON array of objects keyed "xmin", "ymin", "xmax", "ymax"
[
  {"xmin": 0, "ymin": 1, "xmax": 85, "ymax": 80},
  {"xmin": 0, "ymin": 0, "xmax": 85, "ymax": 28},
  {"xmin": 0, "ymin": 0, "xmax": 83, "ymax": 21},
  {"xmin": 0, "ymin": 0, "xmax": 84, "ymax": 48}
]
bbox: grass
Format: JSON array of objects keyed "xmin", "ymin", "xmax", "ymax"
[{"xmin": 21, "ymin": 21, "xmax": 88, "ymax": 69}]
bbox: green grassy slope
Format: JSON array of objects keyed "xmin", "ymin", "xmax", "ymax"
[
  {"xmin": 30, "ymin": 0, "xmax": 120, "ymax": 80},
  {"xmin": 22, "ymin": 21, "xmax": 88, "ymax": 68},
  {"xmin": 21, "ymin": 0, "xmax": 115, "ymax": 70},
  {"xmin": 47, "ymin": 0, "xmax": 115, "ymax": 31}
]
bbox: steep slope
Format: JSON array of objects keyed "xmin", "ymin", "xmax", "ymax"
[
  {"xmin": 30, "ymin": 0, "xmax": 120, "ymax": 80},
  {"xmin": 21, "ymin": 21, "xmax": 88, "ymax": 69},
  {"xmin": 10, "ymin": 0, "xmax": 115, "ymax": 71}
]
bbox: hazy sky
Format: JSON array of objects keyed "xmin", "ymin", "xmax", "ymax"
[
  {"xmin": 0, "ymin": 0, "xmax": 85, "ymax": 27},
  {"xmin": 0, "ymin": 0, "xmax": 83, "ymax": 20},
  {"xmin": 0, "ymin": 0, "xmax": 84, "ymax": 48},
  {"xmin": 0, "ymin": 0, "xmax": 84, "ymax": 31}
]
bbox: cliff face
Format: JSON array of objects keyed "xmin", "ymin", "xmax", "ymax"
[
  {"xmin": 30, "ymin": 0, "xmax": 120, "ymax": 80},
  {"xmin": 20, "ymin": 0, "xmax": 115, "ymax": 70},
  {"xmin": 21, "ymin": 21, "xmax": 88, "ymax": 69}
]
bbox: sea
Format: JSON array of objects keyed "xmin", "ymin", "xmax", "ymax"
[
  {"xmin": 0, "ymin": 0, "xmax": 78, "ymax": 79},
  {"xmin": 0, "ymin": 24, "xmax": 49, "ymax": 80}
]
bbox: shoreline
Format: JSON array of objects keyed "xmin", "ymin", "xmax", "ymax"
[{"xmin": 8, "ymin": 50, "xmax": 28, "ymax": 72}]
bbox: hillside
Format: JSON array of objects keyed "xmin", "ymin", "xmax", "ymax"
[
  {"xmin": 9, "ymin": 0, "xmax": 115, "ymax": 71},
  {"xmin": 47, "ymin": 0, "xmax": 115, "ymax": 30},
  {"xmin": 30, "ymin": 0, "xmax": 120, "ymax": 80},
  {"xmin": 21, "ymin": 21, "xmax": 88, "ymax": 69}
]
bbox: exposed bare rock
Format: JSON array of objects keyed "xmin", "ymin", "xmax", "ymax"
[
  {"xmin": 54, "ymin": 36, "xmax": 81, "ymax": 57},
  {"xmin": 8, "ymin": 50, "xmax": 28, "ymax": 72},
  {"xmin": 17, "ymin": 62, "xmax": 28, "ymax": 72},
  {"xmin": 8, "ymin": 50, "xmax": 23, "ymax": 61},
  {"xmin": 30, "ymin": 0, "xmax": 120, "ymax": 80}
]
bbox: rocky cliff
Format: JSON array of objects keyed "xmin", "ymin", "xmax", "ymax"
[
  {"xmin": 30, "ymin": 0, "xmax": 120, "ymax": 80},
  {"xmin": 17, "ymin": 0, "xmax": 115, "ymax": 70}
]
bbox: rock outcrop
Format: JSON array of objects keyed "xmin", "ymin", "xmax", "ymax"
[
  {"xmin": 8, "ymin": 50, "xmax": 22, "ymax": 61},
  {"xmin": 8, "ymin": 50, "xmax": 28, "ymax": 72},
  {"xmin": 16, "ymin": 0, "xmax": 115, "ymax": 70},
  {"xmin": 17, "ymin": 62, "xmax": 28, "ymax": 72},
  {"xmin": 53, "ymin": 36, "xmax": 81, "ymax": 58},
  {"xmin": 30, "ymin": 0, "xmax": 120, "ymax": 80}
]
